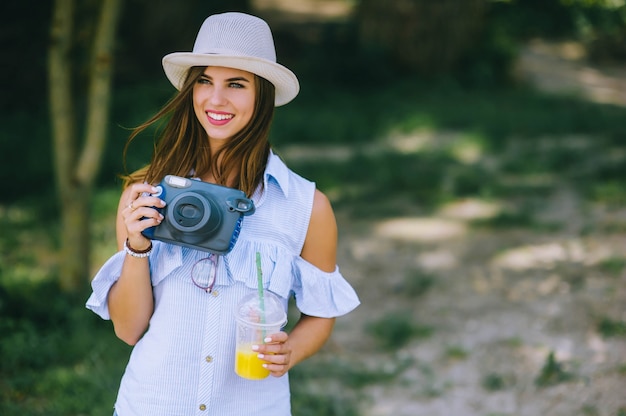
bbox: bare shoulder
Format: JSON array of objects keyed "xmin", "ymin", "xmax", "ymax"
[
  {"xmin": 311, "ymin": 186, "xmax": 333, "ymax": 215},
  {"xmin": 301, "ymin": 189, "xmax": 338, "ymax": 272}
]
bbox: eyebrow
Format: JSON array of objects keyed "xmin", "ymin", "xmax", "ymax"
[{"xmin": 200, "ymin": 74, "xmax": 252, "ymax": 83}]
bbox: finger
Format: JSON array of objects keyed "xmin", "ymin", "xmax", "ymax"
[
  {"xmin": 129, "ymin": 183, "xmax": 160, "ymax": 197},
  {"xmin": 128, "ymin": 193, "xmax": 166, "ymax": 212},
  {"xmin": 144, "ymin": 196, "xmax": 167, "ymax": 209},
  {"xmin": 138, "ymin": 210, "xmax": 164, "ymax": 229},
  {"xmin": 126, "ymin": 184, "xmax": 161, "ymax": 208},
  {"xmin": 126, "ymin": 201, "xmax": 138, "ymax": 212},
  {"xmin": 264, "ymin": 331, "xmax": 288, "ymax": 344},
  {"xmin": 126, "ymin": 207, "xmax": 163, "ymax": 228},
  {"xmin": 256, "ymin": 342, "xmax": 286, "ymax": 355},
  {"xmin": 263, "ymin": 362, "xmax": 288, "ymax": 377},
  {"xmin": 257, "ymin": 352, "xmax": 288, "ymax": 365}
]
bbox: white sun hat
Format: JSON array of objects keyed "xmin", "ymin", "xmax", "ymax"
[{"xmin": 162, "ymin": 12, "xmax": 300, "ymax": 106}]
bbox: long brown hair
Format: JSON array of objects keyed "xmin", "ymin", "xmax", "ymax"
[{"xmin": 122, "ymin": 66, "xmax": 276, "ymax": 197}]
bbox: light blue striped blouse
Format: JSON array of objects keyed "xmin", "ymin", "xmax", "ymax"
[{"xmin": 86, "ymin": 152, "xmax": 360, "ymax": 416}]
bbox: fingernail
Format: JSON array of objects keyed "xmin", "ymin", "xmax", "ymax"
[
  {"xmin": 264, "ymin": 337, "xmax": 272, "ymax": 343},
  {"xmin": 251, "ymin": 345, "xmax": 259, "ymax": 351},
  {"xmin": 262, "ymin": 364, "xmax": 268, "ymax": 368},
  {"xmin": 257, "ymin": 354, "xmax": 264, "ymax": 359}
]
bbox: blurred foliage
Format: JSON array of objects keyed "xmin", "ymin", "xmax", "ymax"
[
  {"xmin": 270, "ymin": 78, "xmax": 626, "ymax": 219},
  {"xmin": 481, "ymin": 373, "xmax": 509, "ymax": 391},
  {"xmin": 4, "ymin": 74, "xmax": 626, "ymax": 213},
  {"xmin": 0, "ymin": 278, "xmax": 131, "ymax": 415},
  {"xmin": 2, "ymin": 0, "xmax": 626, "ymax": 202},
  {"xmin": 597, "ymin": 257, "xmax": 626, "ymax": 276},
  {"xmin": 597, "ymin": 316, "xmax": 626, "ymax": 337},
  {"xmin": 489, "ymin": 0, "xmax": 626, "ymax": 62},
  {"xmin": 353, "ymin": 0, "xmax": 626, "ymax": 85},
  {"xmin": 535, "ymin": 350, "xmax": 575, "ymax": 387},
  {"xmin": 366, "ymin": 311, "xmax": 433, "ymax": 349},
  {"xmin": 397, "ymin": 269, "xmax": 436, "ymax": 297},
  {"xmin": 356, "ymin": 0, "xmax": 488, "ymax": 74}
]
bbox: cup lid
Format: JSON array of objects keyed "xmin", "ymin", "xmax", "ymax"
[{"xmin": 235, "ymin": 290, "xmax": 287, "ymax": 327}]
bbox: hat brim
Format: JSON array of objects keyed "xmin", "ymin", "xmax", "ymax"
[{"xmin": 162, "ymin": 53, "xmax": 299, "ymax": 106}]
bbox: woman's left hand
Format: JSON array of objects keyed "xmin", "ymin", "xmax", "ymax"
[{"xmin": 253, "ymin": 331, "xmax": 291, "ymax": 377}]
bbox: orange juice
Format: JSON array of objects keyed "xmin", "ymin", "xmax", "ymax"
[{"xmin": 235, "ymin": 347, "xmax": 269, "ymax": 380}]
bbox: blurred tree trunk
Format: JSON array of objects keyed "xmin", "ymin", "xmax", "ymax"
[
  {"xmin": 356, "ymin": 0, "xmax": 486, "ymax": 74},
  {"xmin": 48, "ymin": 0, "xmax": 121, "ymax": 293}
]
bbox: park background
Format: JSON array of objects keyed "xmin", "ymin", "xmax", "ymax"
[{"xmin": 1, "ymin": 0, "xmax": 626, "ymax": 415}]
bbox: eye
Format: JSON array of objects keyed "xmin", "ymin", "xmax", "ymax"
[
  {"xmin": 229, "ymin": 82, "xmax": 245, "ymax": 89},
  {"xmin": 197, "ymin": 77, "xmax": 212, "ymax": 85}
]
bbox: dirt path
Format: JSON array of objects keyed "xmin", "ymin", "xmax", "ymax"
[
  {"xmin": 333, "ymin": 209, "xmax": 626, "ymax": 415},
  {"xmin": 516, "ymin": 39, "xmax": 626, "ymax": 107},
  {"xmin": 323, "ymin": 42, "xmax": 626, "ymax": 416}
]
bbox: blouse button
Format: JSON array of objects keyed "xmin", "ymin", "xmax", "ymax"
[
  {"xmin": 211, "ymin": 290, "xmax": 219, "ymax": 297},
  {"xmin": 199, "ymin": 404, "xmax": 206, "ymax": 411},
  {"xmin": 205, "ymin": 355, "xmax": 213, "ymax": 363}
]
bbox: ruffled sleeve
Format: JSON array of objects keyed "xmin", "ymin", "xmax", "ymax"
[
  {"xmin": 217, "ymin": 239, "xmax": 359, "ymax": 318},
  {"xmin": 85, "ymin": 241, "xmax": 183, "ymax": 320},
  {"xmin": 291, "ymin": 256, "xmax": 360, "ymax": 318},
  {"xmin": 85, "ymin": 250, "xmax": 125, "ymax": 320}
]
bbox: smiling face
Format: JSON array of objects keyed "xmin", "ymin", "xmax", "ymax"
[{"xmin": 193, "ymin": 66, "xmax": 257, "ymax": 150}]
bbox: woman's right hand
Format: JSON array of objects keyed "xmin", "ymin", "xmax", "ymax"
[{"xmin": 117, "ymin": 183, "xmax": 166, "ymax": 251}]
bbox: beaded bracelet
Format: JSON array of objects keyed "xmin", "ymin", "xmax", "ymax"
[{"xmin": 124, "ymin": 238, "xmax": 153, "ymax": 258}]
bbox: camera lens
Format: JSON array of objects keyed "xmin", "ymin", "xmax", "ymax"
[
  {"xmin": 175, "ymin": 198, "xmax": 204, "ymax": 227},
  {"xmin": 167, "ymin": 192, "xmax": 221, "ymax": 236}
]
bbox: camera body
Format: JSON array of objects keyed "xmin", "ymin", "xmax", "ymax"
[{"xmin": 142, "ymin": 175, "xmax": 255, "ymax": 254}]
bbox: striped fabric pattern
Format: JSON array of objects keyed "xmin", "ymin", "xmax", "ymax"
[{"xmin": 86, "ymin": 152, "xmax": 360, "ymax": 416}]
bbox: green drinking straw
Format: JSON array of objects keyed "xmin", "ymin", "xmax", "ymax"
[{"xmin": 255, "ymin": 252, "xmax": 266, "ymax": 326}]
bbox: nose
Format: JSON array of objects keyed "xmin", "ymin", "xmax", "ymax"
[{"xmin": 209, "ymin": 85, "xmax": 227, "ymax": 106}]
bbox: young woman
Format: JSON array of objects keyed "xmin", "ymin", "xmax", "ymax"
[{"xmin": 86, "ymin": 12, "xmax": 359, "ymax": 416}]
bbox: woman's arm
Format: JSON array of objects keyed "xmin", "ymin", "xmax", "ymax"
[
  {"xmin": 107, "ymin": 183, "xmax": 164, "ymax": 345},
  {"xmin": 256, "ymin": 189, "xmax": 338, "ymax": 376}
]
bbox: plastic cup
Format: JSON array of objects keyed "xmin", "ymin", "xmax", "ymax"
[{"xmin": 234, "ymin": 290, "xmax": 287, "ymax": 380}]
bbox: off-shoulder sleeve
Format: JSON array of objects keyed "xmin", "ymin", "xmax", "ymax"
[
  {"xmin": 292, "ymin": 256, "xmax": 360, "ymax": 318},
  {"xmin": 85, "ymin": 241, "xmax": 183, "ymax": 320},
  {"xmin": 85, "ymin": 250, "xmax": 125, "ymax": 320}
]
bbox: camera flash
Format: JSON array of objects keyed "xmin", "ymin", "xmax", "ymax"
[{"xmin": 168, "ymin": 176, "xmax": 189, "ymax": 188}]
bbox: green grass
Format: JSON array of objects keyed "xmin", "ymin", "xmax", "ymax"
[
  {"xmin": 270, "ymin": 77, "xmax": 626, "ymax": 219},
  {"xmin": 401, "ymin": 269, "xmax": 436, "ymax": 298},
  {"xmin": 0, "ymin": 280, "xmax": 129, "ymax": 416},
  {"xmin": 366, "ymin": 311, "xmax": 433, "ymax": 349},
  {"xmin": 597, "ymin": 317, "xmax": 626, "ymax": 338},
  {"xmin": 481, "ymin": 373, "xmax": 509, "ymax": 391},
  {"xmin": 535, "ymin": 351, "xmax": 575, "ymax": 387},
  {"xmin": 443, "ymin": 345, "xmax": 469, "ymax": 361}
]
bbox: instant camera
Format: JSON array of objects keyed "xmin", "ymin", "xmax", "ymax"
[{"xmin": 142, "ymin": 175, "xmax": 255, "ymax": 254}]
